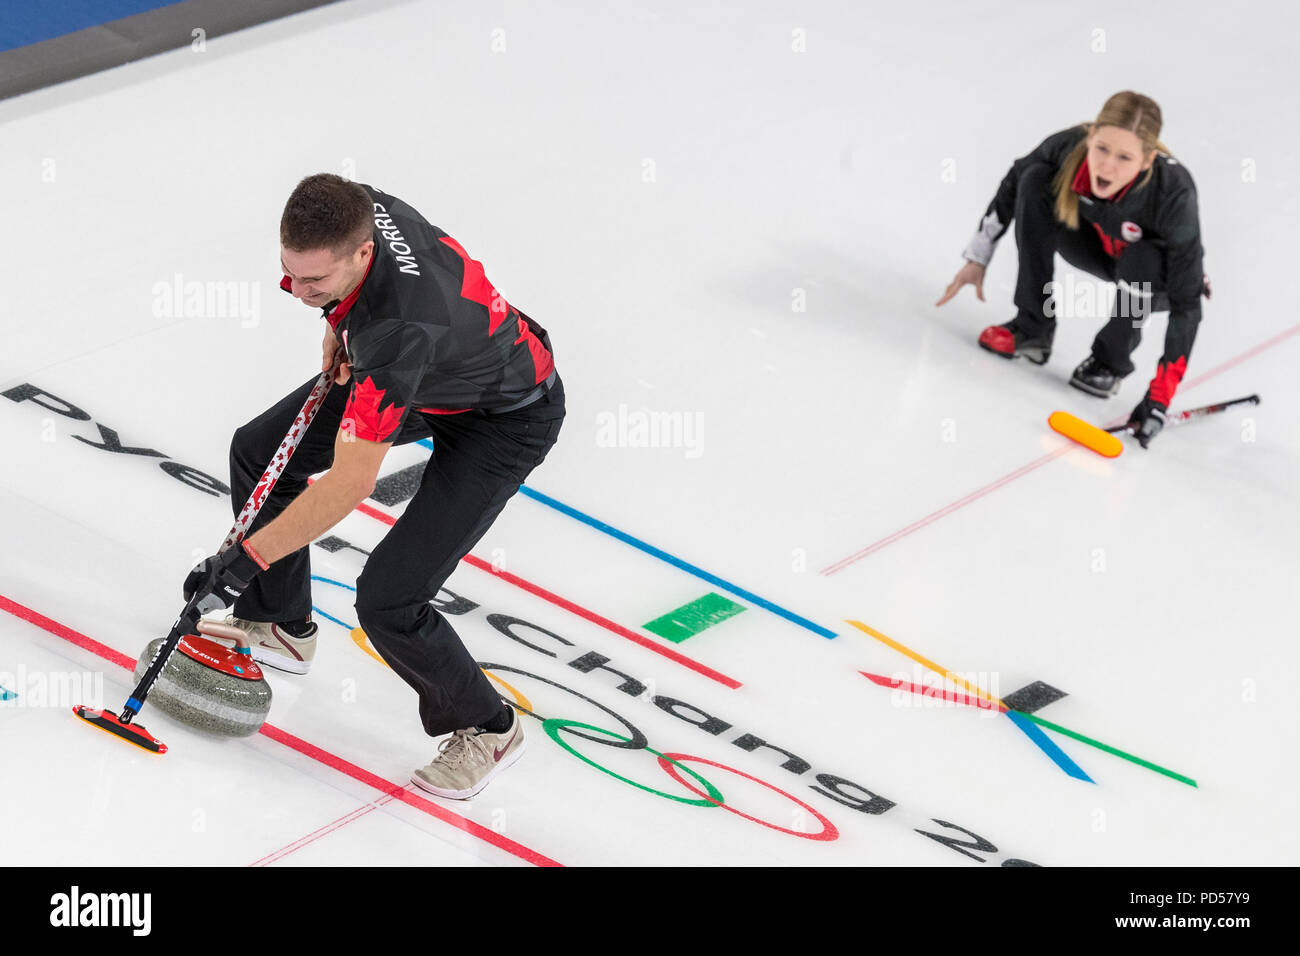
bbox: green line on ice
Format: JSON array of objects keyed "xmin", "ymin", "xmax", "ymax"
[{"xmin": 1017, "ymin": 711, "xmax": 1198, "ymax": 787}]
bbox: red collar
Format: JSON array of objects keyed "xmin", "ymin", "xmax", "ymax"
[{"xmin": 1071, "ymin": 157, "xmax": 1139, "ymax": 202}]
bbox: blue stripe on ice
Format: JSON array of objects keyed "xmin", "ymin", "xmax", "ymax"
[
  {"xmin": 311, "ymin": 575, "xmax": 356, "ymax": 592},
  {"xmin": 1006, "ymin": 710, "xmax": 1094, "ymax": 783},
  {"xmin": 517, "ymin": 485, "xmax": 839, "ymax": 639},
  {"xmin": 310, "ymin": 575, "xmax": 357, "ymax": 630},
  {"xmin": 310, "ymin": 607, "xmax": 354, "ymax": 631},
  {"xmin": 420, "ymin": 439, "xmax": 838, "ymax": 642}
]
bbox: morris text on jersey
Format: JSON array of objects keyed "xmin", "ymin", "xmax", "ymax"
[{"xmin": 372, "ymin": 201, "xmax": 421, "ymax": 275}]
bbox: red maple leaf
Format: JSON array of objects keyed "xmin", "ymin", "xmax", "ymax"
[{"xmin": 343, "ymin": 376, "xmax": 406, "ymax": 442}]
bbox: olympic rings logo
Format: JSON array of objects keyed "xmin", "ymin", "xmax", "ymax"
[
  {"xmin": 340, "ymin": 607, "xmax": 841, "ymax": 842},
  {"xmin": 325, "ymin": 581, "xmax": 840, "ymax": 843},
  {"xmin": 484, "ymin": 663, "xmax": 839, "ymax": 842}
]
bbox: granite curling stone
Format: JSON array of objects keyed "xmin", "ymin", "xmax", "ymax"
[{"xmin": 132, "ymin": 627, "xmax": 272, "ymax": 737}]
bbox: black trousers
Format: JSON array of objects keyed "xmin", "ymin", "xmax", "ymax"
[
  {"xmin": 1012, "ymin": 163, "xmax": 1167, "ymax": 375},
  {"xmin": 227, "ymin": 375, "xmax": 565, "ymax": 736}
]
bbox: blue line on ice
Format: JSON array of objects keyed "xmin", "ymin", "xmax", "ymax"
[{"xmin": 414, "ymin": 438, "xmax": 838, "ymax": 639}]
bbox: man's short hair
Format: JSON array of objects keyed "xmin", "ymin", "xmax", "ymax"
[{"xmin": 280, "ymin": 174, "xmax": 374, "ymax": 257}]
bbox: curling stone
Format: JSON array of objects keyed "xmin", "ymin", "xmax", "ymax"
[{"xmin": 132, "ymin": 623, "xmax": 272, "ymax": 737}]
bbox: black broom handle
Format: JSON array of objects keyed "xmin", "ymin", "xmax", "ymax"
[{"xmin": 1106, "ymin": 394, "xmax": 1260, "ymax": 434}]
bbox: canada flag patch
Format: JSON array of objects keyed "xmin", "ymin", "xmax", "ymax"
[{"xmin": 1121, "ymin": 221, "xmax": 1143, "ymax": 242}]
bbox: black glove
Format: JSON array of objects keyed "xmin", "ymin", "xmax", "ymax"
[
  {"xmin": 183, "ymin": 544, "xmax": 265, "ymax": 614},
  {"xmin": 1128, "ymin": 395, "xmax": 1168, "ymax": 449}
]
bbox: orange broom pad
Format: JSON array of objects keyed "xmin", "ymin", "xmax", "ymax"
[{"xmin": 1048, "ymin": 411, "xmax": 1124, "ymax": 458}]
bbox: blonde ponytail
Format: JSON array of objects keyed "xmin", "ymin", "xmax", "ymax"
[{"xmin": 1052, "ymin": 132, "xmax": 1090, "ymax": 230}]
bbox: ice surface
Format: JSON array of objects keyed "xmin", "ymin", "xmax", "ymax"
[{"xmin": 1, "ymin": 0, "xmax": 1296, "ymax": 866}]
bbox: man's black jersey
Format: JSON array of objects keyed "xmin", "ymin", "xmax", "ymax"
[
  {"xmin": 963, "ymin": 126, "xmax": 1206, "ymax": 404},
  {"xmin": 280, "ymin": 184, "xmax": 555, "ymax": 443}
]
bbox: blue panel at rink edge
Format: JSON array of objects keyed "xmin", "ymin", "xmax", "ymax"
[{"xmin": 0, "ymin": 1, "xmax": 188, "ymax": 53}]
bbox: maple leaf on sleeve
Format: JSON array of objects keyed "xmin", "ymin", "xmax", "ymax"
[{"xmin": 343, "ymin": 375, "xmax": 407, "ymax": 442}]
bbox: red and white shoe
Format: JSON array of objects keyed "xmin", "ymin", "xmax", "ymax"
[
  {"xmin": 198, "ymin": 616, "xmax": 317, "ymax": 675},
  {"xmin": 978, "ymin": 319, "xmax": 1053, "ymax": 365}
]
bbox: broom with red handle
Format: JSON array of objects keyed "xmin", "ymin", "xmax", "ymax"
[{"xmin": 73, "ymin": 369, "xmax": 336, "ymax": 754}]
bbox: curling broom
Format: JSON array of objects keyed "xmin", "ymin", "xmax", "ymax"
[
  {"xmin": 73, "ymin": 369, "xmax": 336, "ymax": 753},
  {"xmin": 1048, "ymin": 394, "xmax": 1260, "ymax": 458}
]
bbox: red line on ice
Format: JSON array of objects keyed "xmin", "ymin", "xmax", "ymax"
[
  {"xmin": 860, "ymin": 670, "xmax": 1006, "ymax": 711},
  {"xmin": 249, "ymin": 789, "xmax": 402, "ymax": 866},
  {"xmin": 0, "ymin": 592, "xmax": 563, "ymax": 868},
  {"xmin": 822, "ymin": 321, "xmax": 1300, "ymax": 576},
  {"xmin": 0, "ymin": 594, "xmax": 136, "ymax": 670},
  {"xmin": 1179, "ymin": 322, "xmax": 1300, "ymax": 389},
  {"xmin": 821, "ymin": 449, "xmax": 1069, "ymax": 574},
  {"xmin": 256, "ymin": 724, "xmax": 561, "ymax": 866}
]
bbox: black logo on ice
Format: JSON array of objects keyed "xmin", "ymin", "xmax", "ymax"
[{"xmin": 49, "ymin": 886, "xmax": 151, "ymax": 936}]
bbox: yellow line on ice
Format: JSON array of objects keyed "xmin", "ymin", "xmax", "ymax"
[{"xmin": 846, "ymin": 620, "xmax": 1005, "ymax": 709}]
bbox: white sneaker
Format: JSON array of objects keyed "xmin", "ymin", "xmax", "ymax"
[
  {"xmin": 410, "ymin": 709, "xmax": 526, "ymax": 800},
  {"xmin": 197, "ymin": 615, "xmax": 317, "ymax": 675}
]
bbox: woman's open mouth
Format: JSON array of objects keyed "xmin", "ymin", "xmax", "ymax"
[{"xmin": 1095, "ymin": 176, "xmax": 1112, "ymax": 192}]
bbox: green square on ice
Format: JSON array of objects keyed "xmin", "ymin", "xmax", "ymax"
[{"xmin": 643, "ymin": 592, "xmax": 746, "ymax": 643}]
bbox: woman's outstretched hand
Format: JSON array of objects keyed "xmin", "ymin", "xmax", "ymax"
[{"xmin": 936, "ymin": 260, "xmax": 986, "ymax": 306}]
